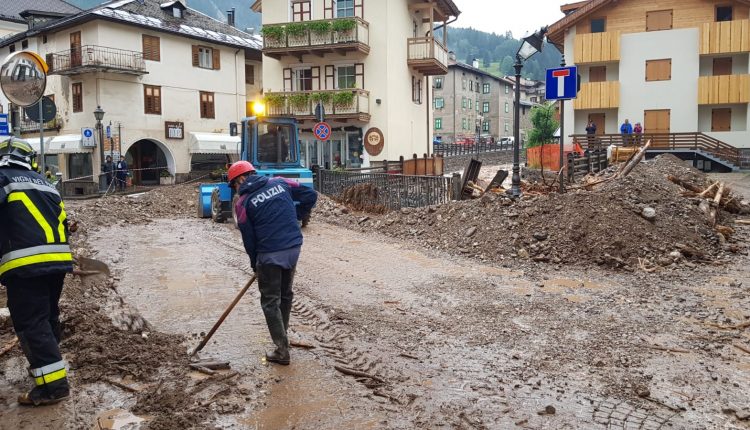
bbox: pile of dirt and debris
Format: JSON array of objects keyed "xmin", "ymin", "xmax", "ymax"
[
  {"xmin": 315, "ymin": 155, "xmax": 747, "ymax": 270},
  {"xmin": 68, "ymin": 184, "xmax": 200, "ymax": 229}
]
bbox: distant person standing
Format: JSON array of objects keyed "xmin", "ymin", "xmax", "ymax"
[
  {"xmin": 585, "ymin": 120, "xmax": 597, "ymax": 147},
  {"xmin": 103, "ymin": 155, "xmax": 114, "ymax": 188},
  {"xmin": 633, "ymin": 122, "xmax": 643, "ymax": 146},
  {"xmin": 620, "ymin": 119, "xmax": 633, "ymax": 146},
  {"xmin": 115, "ymin": 155, "xmax": 128, "ymax": 191}
]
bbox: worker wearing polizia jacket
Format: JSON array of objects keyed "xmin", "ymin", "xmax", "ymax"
[
  {"xmin": 228, "ymin": 161, "xmax": 317, "ymax": 365},
  {"xmin": 0, "ymin": 137, "xmax": 73, "ymax": 405}
]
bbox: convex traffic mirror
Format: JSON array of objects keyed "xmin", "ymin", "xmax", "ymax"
[{"xmin": 0, "ymin": 51, "xmax": 48, "ymax": 107}]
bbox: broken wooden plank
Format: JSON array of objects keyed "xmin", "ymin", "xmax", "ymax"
[
  {"xmin": 333, "ymin": 365, "xmax": 385, "ymax": 383},
  {"xmin": 709, "ymin": 182, "xmax": 726, "ymax": 226},
  {"xmin": 103, "ymin": 377, "xmax": 141, "ymax": 393},
  {"xmin": 734, "ymin": 343, "xmax": 750, "ymax": 355},
  {"xmin": 0, "ymin": 338, "xmax": 18, "ymax": 357},
  {"xmin": 189, "ymin": 364, "xmax": 216, "ymax": 376}
]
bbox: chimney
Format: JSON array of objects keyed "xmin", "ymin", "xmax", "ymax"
[
  {"xmin": 227, "ymin": 8, "xmax": 235, "ymax": 27},
  {"xmin": 448, "ymin": 51, "xmax": 456, "ymax": 61},
  {"xmin": 472, "ymin": 58, "xmax": 479, "ymax": 68}
]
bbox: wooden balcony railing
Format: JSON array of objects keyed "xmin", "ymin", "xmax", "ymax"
[
  {"xmin": 571, "ymin": 132, "xmax": 740, "ymax": 167},
  {"xmin": 46, "ymin": 45, "xmax": 147, "ymax": 76},
  {"xmin": 262, "ymin": 17, "xmax": 370, "ymax": 59},
  {"xmin": 573, "ymin": 81, "xmax": 620, "ymax": 110},
  {"xmin": 265, "ymin": 89, "xmax": 370, "ymax": 121},
  {"xmin": 574, "ymin": 31, "xmax": 621, "ymax": 64},
  {"xmin": 407, "ymin": 36, "xmax": 448, "ymax": 75},
  {"xmin": 700, "ymin": 19, "xmax": 750, "ymax": 55},
  {"xmin": 698, "ymin": 74, "xmax": 750, "ymax": 105}
]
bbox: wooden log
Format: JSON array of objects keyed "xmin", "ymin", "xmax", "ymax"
[
  {"xmin": 715, "ymin": 225, "xmax": 734, "ymax": 237},
  {"xmin": 709, "ymin": 182, "xmax": 726, "ymax": 227},
  {"xmin": 699, "ymin": 182, "xmax": 719, "ymax": 198},
  {"xmin": 189, "ymin": 364, "xmax": 216, "ymax": 375},
  {"xmin": 667, "ymin": 175, "xmax": 703, "ymax": 193},
  {"xmin": 333, "ymin": 365, "xmax": 385, "ymax": 383},
  {"xmin": 0, "ymin": 338, "xmax": 18, "ymax": 357},
  {"xmin": 191, "ymin": 360, "xmax": 231, "ymax": 370},
  {"xmin": 735, "ymin": 219, "xmax": 750, "ymax": 225},
  {"xmin": 617, "ymin": 140, "xmax": 652, "ymax": 178}
]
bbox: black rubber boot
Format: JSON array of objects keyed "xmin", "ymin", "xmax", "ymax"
[
  {"xmin": 265, "ymin": 346, "xmax": 290, "ymax": 365},
  {"xmin": 18, "ymin": 378, "xmax": 70, "ymax": 406}
]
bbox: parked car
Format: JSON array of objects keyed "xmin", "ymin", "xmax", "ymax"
[{"xmin": 499, "ymin": 136, "xmax": 514, "ymax": 147}]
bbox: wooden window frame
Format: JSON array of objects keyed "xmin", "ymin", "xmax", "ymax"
[
  {"xmin": 142, "ymin": 35, "xmax": 160, "ymax": 61},
  {"xmin": 716, "ymin": 5, "xmax": 733, "ymax": 22},
  {"xmin": 590, "ymin": 17, "xmax": 606, "ymax": 33},
  {"xmin": 192, "ymin": 45, "xmax": 220, "ymax": 70},
  {"xmin": 589, "ymin": 66, "xmax": 607, "ymax": 83},
  {"xmin": 72, "ymin": 83, "xmax": 82, "ymax": 113},
  {"xmin": 645, "ymin": 59, "xmax": 672, "ymax": 81},
  {"xmin": 144, "ymin": 85, "xmax": 162, "ymax": 115},
  {"xmin": 200, "ymin": 91, "xmax": 215, "ymax": 119},
  {"xmin": 291, "ymin": 0, "xmax": 311, "ymax": 22},
  {"xmin": 245, "ymin": 64, "xmax": 255, "ymax": 85},
  {"xmin": 646, "ymin": 10, "xmax": 673, "ymax": 32}
]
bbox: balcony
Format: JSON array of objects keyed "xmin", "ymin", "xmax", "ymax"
[
  {"xmin": 265, "ymin": 89, "xmax": 370, "ymax": 122},
  {"xmin": 698, "ymin": 74, "xmax": 750, "ymax": 104},
  {"xmin": 46, "ymin": 45, "xmax": 147, "ymax": 76},
  {"xmin": 262, "ymin": 17, "xmax": 370, "ymax": 60},
  {"xmin": 573, "ymin": 31, "xmax": 621, "ymax": 64},
  {"xmin": 700, "ymin": 20, "xmax": 750, "ymax": 55},
  {"xmin": 573, "ymin": 81, "xmax": 620, "ymax": 110},
  {"xmin": 19, "ymin": 117, "xmax": 61, "ymax": 134},
  {"xmin": 407, "ymin": 37, "xmax": 448, "ymax": 75}
]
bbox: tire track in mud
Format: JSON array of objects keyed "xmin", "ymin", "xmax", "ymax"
[
  {"xmin": 203, "ymin": 225, "xmax": 399, "ymax": 404},
  {"xmin": 591, "ymin": 398, "xmax": 682, "ymax": 429}
]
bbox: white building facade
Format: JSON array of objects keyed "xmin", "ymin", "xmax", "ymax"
[
  {"xmin": 0, "ymin": 0, "xmax": 263, "ymax": 189},
  {"xmin": 252, "ymin": 0, "xmax": 460, "ymax": 169}
]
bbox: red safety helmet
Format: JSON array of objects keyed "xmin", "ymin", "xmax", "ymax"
[{"xmin": 227, "ymin": 160, "xmax": 255, "ymax": 184}]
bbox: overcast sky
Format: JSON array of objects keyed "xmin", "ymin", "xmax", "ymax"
[{"xmin": 452, "ymin": 0, "xmax": 569, "ymax": 38}]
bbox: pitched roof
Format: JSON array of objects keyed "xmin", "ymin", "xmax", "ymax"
[
  {"xmin": 548, "ymin": 0, "xmax": 750, "ymax": 45},
  {"xmin": 252, "ymin": 0, "xmax": 460, "ymax": 18},
  {"xmin": 449, "ymin": 61, "xmax": 514, "ymax": 85},
  {"xmin": 0, "ymin": 0, "xmax": 261, "ymax": 51},
  {"xmin": 0, "ymin": 0, "xmax": 80, "ymax": 23}
]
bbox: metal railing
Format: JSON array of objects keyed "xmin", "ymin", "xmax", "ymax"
[
  {"xmin": 572, "ymin": 132, "xmax": 741, "ymax": 167},
  {"xmin": 433, "ymin": 139, "xmax": 513, "ymax": 158},
  {"xmin": 47, "ymin": 45, "xmax": 147, "ymax": 75},
  {"xmin": 19, "ymin": 117, "xmax": 60, "ymax": 134},
  {"xmin": 317, "ymin": 170, "xmax": 454, "ymax": 211},
  {"xmin": 266, "ymin": 89, "xmax": 369, "ymax": 118},
  {"xmin": 263, "ymin": 17, "xmax": 369, "ymax": 51}
]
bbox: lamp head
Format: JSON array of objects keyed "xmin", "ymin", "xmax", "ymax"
[
  {"xmin": 93, "ymin": 105, "xmax": 105, "ymax": 121},
  {"xmin": 252, "ymin": 101, "xmax": 266, "ymax": 116},
  {"xmin": 517, "ymin": 26, "xmax": 548, "ymax": 61}
]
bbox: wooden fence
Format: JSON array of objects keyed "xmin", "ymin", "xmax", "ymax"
[{"xmin": 567, "ymin": 149, "xmax": 609, "ymax": 183}]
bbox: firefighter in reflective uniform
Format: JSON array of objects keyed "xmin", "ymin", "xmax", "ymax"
[{"xmin": 0, "ymin": 137, "xmax": 73, "ymax": 406}]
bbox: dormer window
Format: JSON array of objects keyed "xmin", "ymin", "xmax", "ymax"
[
  {"xmin": 173, "ymin": 7, "xmax": 182, "ymax": 18},
  {"xmin": 161, "ymin": 1, "xmax": 186, "ymax": 19}
]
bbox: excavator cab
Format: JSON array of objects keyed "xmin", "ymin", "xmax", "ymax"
[{"xmin": 198, "ymin": 116, "xmax": 313, "ymax": 223}]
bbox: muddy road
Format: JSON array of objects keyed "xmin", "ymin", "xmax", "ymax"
[{"xmin": 83, "ymin": 216, "xmax": 750, "ymax": 429}]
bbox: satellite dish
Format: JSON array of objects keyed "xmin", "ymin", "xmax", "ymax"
[{"xmin": 0, "ymin": 51, "xmax": 48, "ymax": 107}]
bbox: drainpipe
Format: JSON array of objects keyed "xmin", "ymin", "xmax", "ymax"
[{"xmin": 234, "ymin": 48, "xmax": 241, "ymax": 123}]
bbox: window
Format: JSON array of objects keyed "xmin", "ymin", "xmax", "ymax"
[
  {"xmin": 9, "ymin": 44, "xmax": 15, "ymax": 53},
  {"xmin": 476, "ymin": 98, "xmax": 479, "ymax": 112},
  {"xmin": 295, "ymin": 68, "xmax": 313, "ymax": 91},
  {"xmin": 245, "ymin": 64, "xmax": 255, "ymax": 84},
  {"xmin": 72, "ymin": 83, "xmax": 82, "ymax": 113},
  {"xmin": 504, "ymin": 101, "xmax": 509, "ymax": 113},
  {"xmin": 43, "ymin": 35, "xmax": 47, "ymax": 44},
  {"xmin": 646, "ymin": 10, "xmax": 673, "ymax": 31},
  {"xmin": 483, "ymin": 83, "xmax": 490, "ymax": 94},
  {"xmin": 337, "ymin": 65, "xmax": 356, "ymax": 89},
  {"xmin": 462, "ymin": 97, "xmax": 466, "ymax": 109},
  {"xmin": 468, "ymin": 99, "xmax": 472, "ymax": 110},
  {"xmin": 337, "ymin": 0, "xmax": 354, "ymax": 17},
  {"xmin": 434, "ymin": 78, "xmax": 443, "ymax": 89},
  {"xmin": 144, "ymin": 85, "xmax": 161, "ymax": 114},
  {"xmin": 591, "ymin": 18, "xmax": 606, "ymax": 33},
  {"xmin": 292, "ymin": 0, "xmax": 311, "ymax": 22},
  {"xmin": 21, "ymin": 40, "xmax": 28, "ymax": 49},
  {"xmin": 411, "ymin": 76, "xmax": 422, "ymax": 104},
  {"xmin": 142, "ymin": 35, "xmax": 160, "ymax": 61},
  {"xmin": 469, "ymin": 81, "xmax": 474, "ymax": 91},
  {"xmin": 530, "ymin": 96, "xmax": 538, "ymax": 103},
  {"xmin": 435, "ymin": 118, "xmax": 442, "ymax": 129},
  {"xmin": 645, "ymin": 59, "xmax": 671, "ymax": 81},
  {"xmin": 712, "ymin": 108, "xmax": 731, "ymax": 131},
  {"xmin": 200, "ymin": 91, "xmax": 215, "ymax": 118},
  {"xmin": 716, "ymin": 6, "xmax": 733, "ymax": 22},
  {"xmin": 504, "ymin": 121, "xmax": 509, "ymax": 132},
  {"xmin": 462, "ymin": 79, "xmax": 466, "ymax": 90},
  {"xmin": 192, "ymin": 45, "xmax": 220, "ymax": 70},
  {"xmin": 475, "ymin": 82, "xmax": 480, "ymax": 93},
  {"xmin": 462, "ymin": 118, "xmax": 467, "ymax": 130},
  {"xmin": 257, "ymin": 123, "xmax": 297, "ymax": 163},
  {"xmin": 482, "ymin": 102, "xmax": 490, "ymax": 113},
  {"xmin": 483, "ymin": 121, "xmax": 490, "ymax": 132},
  {"xmin": 713, "ymin": 57, "xmax": 732, "ymax": 75},
  {"xmin": 505, "ymin": 85, "xmax": 509, "ymax": 94},
  {"xmin": 173, "ymin": 7, "xmax": 182, "ymax": 18},
  {"xmin": 434, "ymin": 97, "xmax": 444, "ymax": 109},
  {"xmin": 589, "ymin": 66, "xmax": 607, "ymax": 82}
]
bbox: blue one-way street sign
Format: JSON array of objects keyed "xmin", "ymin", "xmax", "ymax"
[{"xmin": 545, "ymin": 66, "xmax": 578, "ymax": 100}]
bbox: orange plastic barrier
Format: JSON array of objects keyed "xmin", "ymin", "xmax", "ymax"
[{"xmin": 526, "ymin": 143, "xmax": 584, "ymax": 171}]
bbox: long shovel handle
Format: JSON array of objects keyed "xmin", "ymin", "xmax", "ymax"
[{"xmin": 190, "ymin": 275, "xmax": 257, "ymax": 357}]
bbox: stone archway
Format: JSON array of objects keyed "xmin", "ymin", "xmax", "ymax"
[{"xmin": 125, "ymin": 139, "xmax": 175, "ymax": 186}]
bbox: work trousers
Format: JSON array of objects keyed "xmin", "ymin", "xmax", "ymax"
[
  {"xmin": 257, "ymin": 264, "xmax": 295, "ymax": 350},
  {"xmin": 5, "ymin": 273, "xmax": 66, "ymax": 370}
]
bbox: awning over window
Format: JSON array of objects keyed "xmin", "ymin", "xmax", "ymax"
[
  {"xmin": 189, "ymin": 133, "xmax": 240, "ymax": 155},
  {"xmin": 26, "ymin": 136, "xmax": 52, "ymax": 153},
  {"xmin": 48, "ymin": 135, "xmax": 89, "ymax": 154}
]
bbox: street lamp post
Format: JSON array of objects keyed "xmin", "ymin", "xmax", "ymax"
[
  {"xmin": 510, "ymin": 26, "xmax": 547, "ymax": 198},
  {"xmin": 475, "ymin": 115, "xmax": 483, "ymax": 154},
  {"xmin": 93, "ymin": 106, "xmax": 105, "ymax": 191}
]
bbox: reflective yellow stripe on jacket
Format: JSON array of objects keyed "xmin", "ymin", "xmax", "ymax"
[{"xmin": 0, "ymin": 244, "xmax": 72, "ymax": 276}]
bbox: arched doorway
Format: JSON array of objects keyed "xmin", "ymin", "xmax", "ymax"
[{"xmin": 126, "ymin": 139, "xmax": 174, "ymax": 186}]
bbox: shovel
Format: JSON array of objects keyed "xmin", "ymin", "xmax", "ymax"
[
  {"xmin": 73, "ymin": 256, "xmax": 111, "ymax": 277},
  {"xmin": 190, "ymin": 275, "xmax": 257, "ymax": 357}
]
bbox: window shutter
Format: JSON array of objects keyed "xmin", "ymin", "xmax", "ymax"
[
  {"xmin": 45, "ymin": 53, "xmax": 54, "ymax": 72},
  {"xmin": 192, "ymin": 45, "xmax": 199, "ymax": 66},
  {"xmin": 324, "ymin": 0, "xmax": 333, "ymax": 19},
  {"xmin": 283, "ymin": 68, "xmax": 293, "ymax": 91},
  {"xmin": 311, "ymin": 66, "xmax": 320, "ymax": 90},
  {"xmin": 354, "ymin": 0, "xmax": 364, "ymax": 18},
  {"xmin": 212, "ymin": 48, "xmax": 221, "ymax": 70},
  {"xmin": 354, "ymin": 63, "xmax": 364, "ymax": 88},
  {"xmin": 325, "ymin": 65, "xmax": 335, "ymax": 89}
]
